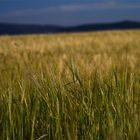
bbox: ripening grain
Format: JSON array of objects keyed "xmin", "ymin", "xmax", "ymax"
[{"xmin": 0, "ymin": 30, "xmax": 140, "ymax": 140}]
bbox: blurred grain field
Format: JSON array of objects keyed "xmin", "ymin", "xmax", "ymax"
[{"xmin": 0, "ymin": 30, "xmax": 140, "ymax": 140}]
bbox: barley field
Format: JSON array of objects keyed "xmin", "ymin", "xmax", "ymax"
[{"xmin": 0, "ymin": 30, "xmax": 140, "ymax": 140}]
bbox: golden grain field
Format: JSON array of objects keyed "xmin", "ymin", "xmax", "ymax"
[{"xmin": 0, "ymin": 30, "xmax": 140, "ymax": 140}]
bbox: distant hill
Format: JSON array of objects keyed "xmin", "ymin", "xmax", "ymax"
[
  {"xmin": 0, "ymin": 21, "xmax": 140, "ymax": 35},
  {"xmin": 0, "ymin": 23, "xmax": 63, "ymax": 35}
]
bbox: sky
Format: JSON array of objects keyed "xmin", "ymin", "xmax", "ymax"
[{"xmin": 0, "ymin": 0, "xmax": 140, "ymax": 26}]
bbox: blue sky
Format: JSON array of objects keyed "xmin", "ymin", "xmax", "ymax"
[{"xmin": 0, "ymin": 0, "xmax": 140, "ymax": 25}]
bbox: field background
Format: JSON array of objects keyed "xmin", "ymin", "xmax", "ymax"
[{"xmin": 0, "ymin": 30, "xmax": 140, "ymax": 140}]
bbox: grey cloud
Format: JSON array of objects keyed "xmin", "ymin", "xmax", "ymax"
[
  {"xmin": 0, "ymin": 1, "xmax": 140, "ymax": 17},
  {"xmin": 54, "ymin": 2, "xmax": 140, "ymax": 12}
]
